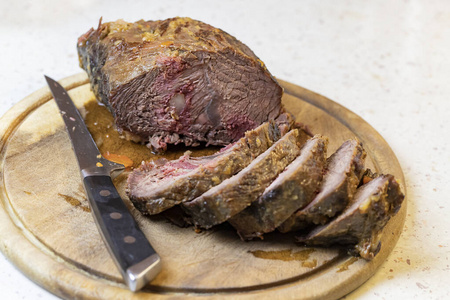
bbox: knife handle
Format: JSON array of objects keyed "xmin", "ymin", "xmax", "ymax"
[{"xmin": 83, "ymin": 175, "xmax": 161, "ymax": 292}]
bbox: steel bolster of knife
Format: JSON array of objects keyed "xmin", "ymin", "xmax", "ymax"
[{"xmin": 45, "ymin": 75, "xmax": 161, "ymax": 292}]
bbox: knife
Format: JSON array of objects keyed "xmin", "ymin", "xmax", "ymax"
[{"xmin": 45, "ymin": 75, "xmax": 161, "ymax": 292}]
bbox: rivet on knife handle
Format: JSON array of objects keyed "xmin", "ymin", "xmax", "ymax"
[
  {"xmin": 44, "ymin": 75, "xmax": 161, "ymax": 292},
  {"xmin": 83, "ymin": 175, "xmax": 161, "ymax": 291}
]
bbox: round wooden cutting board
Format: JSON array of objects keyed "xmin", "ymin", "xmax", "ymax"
[{"xmin": 0, "ymin": 73, "xmax": 406, "ymax": 299}]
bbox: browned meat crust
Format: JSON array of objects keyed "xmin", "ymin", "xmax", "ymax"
[
  {"xmin": 296, "ymin": 174, "xmax": 404, "ymax": 260},
  {"xmin": 228, "ymin": 135, "xmax": 328, "ymax": 240},
  {"xmin": 182, "ymin": 129, "xmax": 310, "ymax": 228},
  {"xmin": 127, "ymin": 121, "xmax": 282, "ymax": 214},
  {"xmin": 78, "ymin": 17, "xmax": 283, "ymax": 151},
  {"xmin": 278, "ymin": 139, "xmax": 366, "ymax": 233}
]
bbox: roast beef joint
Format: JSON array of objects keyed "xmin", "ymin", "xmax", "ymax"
[
  {"xmin": 78, "ymin": 17, "xmax": 405, "ymax": 260},
  {"xmin": 78, "ymin": 17, "xmax": 283, "ymax": 152}
]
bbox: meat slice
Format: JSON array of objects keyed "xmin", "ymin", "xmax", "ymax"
[
  {"xmin": 296, "ymin": 174, "xmax": 404, "ymax": 260},
  {"xmin": 278, "ymin": 139, "xmax": 366, "ymax": 233},
  {"xmin": 182, "ymin": 129, "xmax": 309, "ymax": 228},
  {"xmin": 77, "ymin": 17, "xmax": 283, "ymax": 151},
  {"xmin": 127, "ymin": 121, "xmax": 282, "ymax": 215},
  {"xmin": 228, "ymin": 135, "xmax": 328, "ymax": 240}
]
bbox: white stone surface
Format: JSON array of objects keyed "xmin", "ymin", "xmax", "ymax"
[{"xmin": 1, "ymin": 0, "xmax": 449, "ymax": 299}]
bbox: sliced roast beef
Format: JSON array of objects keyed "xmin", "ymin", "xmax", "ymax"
[
  {"xmin": 127, "ymin": 121, "xmax": 283, "ymax": 215},
  {"xmin": 296, "ymin": 174, "xmax": 404, "ymax": 260},
  {"xmin": 278, "ymin": 139, "xmax": 366, "ymax": 233},
  {"xmin": 78, "ymin": 17, "xmax": 283, "ymax": 151},
  {"xmin": 228, "ymin": 135, "xmax": 328, "ymax": 240},
  {"xmin": 182, "ymin": 129, "xmax": 309, "ymax": 228}
]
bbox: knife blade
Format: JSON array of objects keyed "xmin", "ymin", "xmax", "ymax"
[{"xmin": 45, "ymin": 75, "xmax": 161, "ymax": 292}]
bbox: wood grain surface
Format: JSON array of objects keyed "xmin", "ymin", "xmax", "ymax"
[{"xmin": 0, "ymin": 73, "xmax": 406, "ymax": 299}]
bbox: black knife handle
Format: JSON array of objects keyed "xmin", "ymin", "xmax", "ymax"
[{"xmin": 83, "ymin": 175, "xmax": 161, "ymax": 291}]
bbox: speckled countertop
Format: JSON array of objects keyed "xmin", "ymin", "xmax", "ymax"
[{"xmin": 1, "ymin": 0, "xmax": 449, "ymax": 299}]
